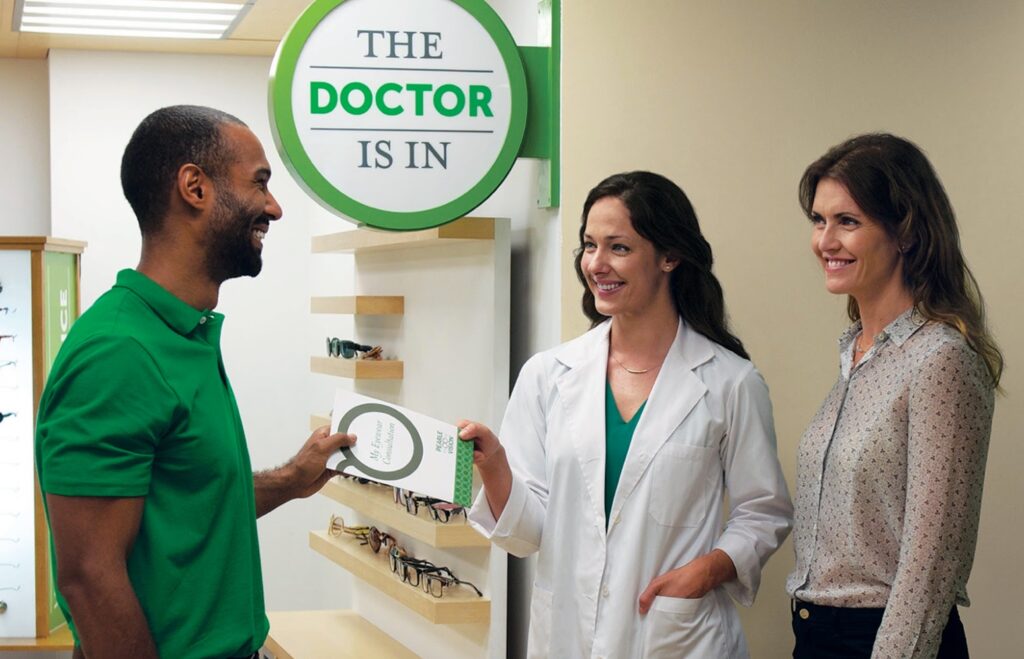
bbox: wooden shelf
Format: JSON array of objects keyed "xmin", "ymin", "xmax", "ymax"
[
  {"xmin": 311, "ymin": 296, "xmax": 404, "ymax": 315},
  {"xmin": 0, "ymin": 625, "xmax": 74, "ymax": 651},
  {"xmin": 310, "ymin": 356, "xmax": 403, "ymax": 380},
  {"xmin": 0, "ymin": 237, "xmax": 87, "ymax": 254},
  {"xmin": 309, "ymin": 531, "xmax": 490, "ymax": 625},
  {"xmin": 264, "ymin": 610, "xmax": 416, "ymax": 659},
  {"xmin": 312, "ymin": 217, "xmax": 495, "ymax": 254},
  {"xmin": 320, "ymin": 477, "xmax": 488, "ymax": 549}
]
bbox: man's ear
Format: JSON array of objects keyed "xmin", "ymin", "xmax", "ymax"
[{"xmin": 177, "ymin": 163, "xmax": 208, "ymax": 211}]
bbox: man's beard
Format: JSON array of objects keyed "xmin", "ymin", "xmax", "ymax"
[{"xmin": 204, "ymin": 187, "xmax": 268, "ymax": 282}]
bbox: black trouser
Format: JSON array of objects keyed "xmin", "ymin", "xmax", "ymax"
[{"xmin": 791, "ymin": 600, "xmax": 969, "ymax": 659}]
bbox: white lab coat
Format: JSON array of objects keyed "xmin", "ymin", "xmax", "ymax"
[{"xmin": 470, "ymin": 320, "xmax": 793, "ymax": 658}]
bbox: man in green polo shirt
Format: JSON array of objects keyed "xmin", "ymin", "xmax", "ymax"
[{"xmin": 35, "ymin": 105, "xmax": 354, "ymax": 659}]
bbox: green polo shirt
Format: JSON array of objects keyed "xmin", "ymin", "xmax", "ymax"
[{"xmin": 35, "ymin": 269, "xmax": 267, "ymax": 658}]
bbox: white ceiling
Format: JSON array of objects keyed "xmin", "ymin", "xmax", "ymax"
[{"xmin": 0, "ymin": 0, "xmax": 311, "ymax": 59}]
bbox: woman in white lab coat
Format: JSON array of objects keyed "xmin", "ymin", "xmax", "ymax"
[{"xmin": 459, "ymin": 171, "xmax": 793, "ymax": 658}]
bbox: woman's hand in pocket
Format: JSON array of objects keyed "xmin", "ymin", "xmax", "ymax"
[{"xmin": 638, "ymin": 549, "xmax": 737, "ymax": 614}]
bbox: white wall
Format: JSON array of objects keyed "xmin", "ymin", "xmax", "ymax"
[{"xmin": 0, "ymin": 59, "xmax": 50, "ymax": 236}]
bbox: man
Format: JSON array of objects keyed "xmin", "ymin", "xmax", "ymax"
[{"xmin": 35, "ymin": 105, "xmax": 353, "ymax": 658}]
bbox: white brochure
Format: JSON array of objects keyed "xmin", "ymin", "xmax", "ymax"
[{"xmin": 325, "ymin": 390, "xmax": 474, "ymax": 506}]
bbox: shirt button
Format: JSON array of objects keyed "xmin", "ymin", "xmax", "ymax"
[
  {"xmin": 199, "ymin": 317, "xmax": 207, "ymax": 325},
  {"xmin": 799, "ymin": 608, "xmax": 810, "ymax": 620},
  {"xmin": 602, "ymin": 587, "xmax": 610, "ymax": 598}
]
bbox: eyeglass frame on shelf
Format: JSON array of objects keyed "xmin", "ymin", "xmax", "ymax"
[
  {"xmin": 327, "ymin": 514, "xmax": 399, "ymax": 555},
  {"xmin": 327, "ymin": 514, "xmax": 370, "ymax": 541},
  {"xmin": 387, "ymin": 546, "xmax": 482, "ymax": 598},
  {"xmin": 393, "ymin": 488, "xmax": 467, "ymax": 523}
]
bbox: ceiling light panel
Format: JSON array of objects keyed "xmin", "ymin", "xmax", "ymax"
[{"xmin": 13, "ymin": 0, "xmax": 254, "ymax": 40}]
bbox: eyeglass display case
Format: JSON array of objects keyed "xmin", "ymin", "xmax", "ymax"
[
  {"xmin": 268, "ymin": 217, "xmax": 510, "ymax": 658},
  {"xmin": 0, "ymin": 237, "xmax": 85, "ymax": 650}
]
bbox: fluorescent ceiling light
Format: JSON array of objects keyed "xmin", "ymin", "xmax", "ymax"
[{"xmin": 13, "ymin": 0, "xmax": 254, "ymax": 40}]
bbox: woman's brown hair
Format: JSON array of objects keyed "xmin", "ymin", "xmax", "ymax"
[
  {"xmin": 574, "ymin": 171, "xmax": 748, "ymax": 360},
  {"xmin": 799, "ymin": 133, "xmax": 1003, "ymax": 386}
]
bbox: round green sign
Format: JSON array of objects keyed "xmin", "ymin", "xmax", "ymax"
[{"xmin": 269, "ymin": 0, "xmax": 528, "ymax": 231}]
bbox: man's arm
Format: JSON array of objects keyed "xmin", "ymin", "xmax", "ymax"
[
  {"xmin": 254, "ymin": 426, "xmax": 356, "ymax": 517},
  {"xmin": 47, "ymin": 494, "xmax": 158, "ymax": 659}
]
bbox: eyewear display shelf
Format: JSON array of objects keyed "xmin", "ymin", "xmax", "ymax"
[
  {"xmin": 0, "ymin": 237, "xmax": 85, "ymax": 650},
  {"xmin": 272, "ymin": 217, "xmax": 510, "ymax": 659}
]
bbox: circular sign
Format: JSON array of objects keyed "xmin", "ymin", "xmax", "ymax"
[
  {"xmin": 270, "ymin": 0, "xmax": 527, "ymax": 230},
  {"xmin": 334, "ymin": 403, "xmax": 423, "ymax": 480}
]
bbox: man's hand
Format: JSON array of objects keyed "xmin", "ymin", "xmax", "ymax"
[
  {"xmin": 637, "ymin": 549, "xmax": 737, "ymax": 614},
  {"xmin": 254, "ymin": 426, "xmax": 356, "ymax": 517}
]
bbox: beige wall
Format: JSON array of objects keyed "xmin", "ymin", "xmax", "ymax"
[{"xmin": 561, "ymin": 1, "xmax": 1022, "ymax": 657}]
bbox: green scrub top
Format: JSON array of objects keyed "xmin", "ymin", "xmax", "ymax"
[{"xmin": 605, "ymin": 381, "xmax": 646, "ymax": 524}]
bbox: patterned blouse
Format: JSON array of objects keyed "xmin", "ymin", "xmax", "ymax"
[{"xmin": 786, "ymin": 308, "xmax": 994, "ymax": 658}]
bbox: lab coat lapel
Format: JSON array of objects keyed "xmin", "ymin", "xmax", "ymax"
[
  {"xmin": 608, "ymin": 322, "xmax": 712, "ymax": 524},
  {"xmin": 554, "ymin": 322, "xmax": 610, "ymax": 532}
]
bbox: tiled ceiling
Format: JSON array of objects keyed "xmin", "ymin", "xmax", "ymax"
[{"xmin": 0, "ymin": 0, "xmax": 311, "ymax": 59}]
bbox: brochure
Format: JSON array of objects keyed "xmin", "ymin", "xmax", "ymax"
[{"xmin": 325, "ymin": 390, "xmax": 474, "ymax": 506}]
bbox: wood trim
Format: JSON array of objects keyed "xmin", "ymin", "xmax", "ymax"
[
  {"xmin": 265, "ymin": 610, "xmax": 417, "ymax": 658},
  {"xmin": 0, "ymin": 237, "xmax": 87, "ymax": 254},
  {"xmin": 310, "ymin": 356, "xmax": 403, "ymax": 380},
  {"xmin": 29, "ymin": 249, "xmax": 47, "ymax": 637},
  {"xmin": 311, "ymin": 217, "xmax": 495, "ymax": 254}
]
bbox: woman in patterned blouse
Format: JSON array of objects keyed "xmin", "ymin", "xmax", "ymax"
[{"xmin": 786, "ymin": 133, "xmax": 1002, "ymax": 659}]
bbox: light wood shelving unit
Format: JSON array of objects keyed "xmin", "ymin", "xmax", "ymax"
[
  {"xmin": 265, "ymin": 611, "xmax": 416, "ymax": 659},
  {"xmin": 311, "ymin": 217, "xmax": 495, "ymax": 254},
  {"xmin": 320, "ymin": 478, "xmax": 488, "ymax": 549},
  {"xmin": 309, "ymin": 356, "xmax": 403, "ymax": 380},
  {"xmin": 309, "ymin": 532, "xmax": 490, "ymax": 625},
  {"xmin": 311, "ymin": 296, "xmax": 404, "ymax": 315},
  {"xmin": 300, "ymin": 217, "xmax": 509, "ymax": 658}
]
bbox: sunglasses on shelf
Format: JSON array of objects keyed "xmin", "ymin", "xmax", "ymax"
[{"xmin": 326, "ymin": 337, "xmax": 383, "ymax": 360}]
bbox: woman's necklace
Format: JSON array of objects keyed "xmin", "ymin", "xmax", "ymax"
[
  {"xmin": 853, "ymin": 333, "xmax": 873, "ymax": 354},
  {"xmin": 611, "ymin": 353, "xmax": 657, "ymax": 375}
]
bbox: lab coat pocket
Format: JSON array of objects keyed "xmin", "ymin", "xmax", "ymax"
[
  {"xmin": 642, "ymin": 594, "xmax": 720, "ymax": 658},
  {"xmin": 649, "ymin": 444, "xmax": 715, "ymax": 527},
  {"xmin": 526, "ymin": 583, "xmax": 553, "ymax": 659}
]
